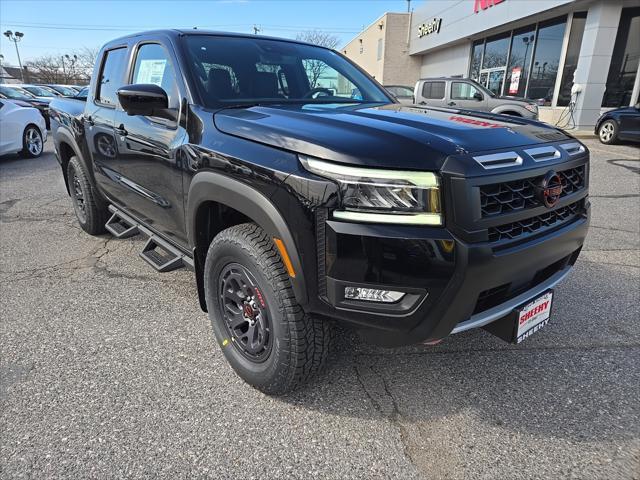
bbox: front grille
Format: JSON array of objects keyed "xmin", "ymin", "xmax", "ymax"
[
  {"xmin": 480, "ymin": 165, "xmax": 585, "ymax": 217},
  {"xmin": 488, "ymin": 200, "xmax": 583, "ymax": 243}
]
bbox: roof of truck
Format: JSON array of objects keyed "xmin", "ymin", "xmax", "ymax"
[{"xmin": 104, "ymin": 29, "xmax": 324, "ymax": 50}]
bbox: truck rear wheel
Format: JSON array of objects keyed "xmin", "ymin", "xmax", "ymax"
[
  {"xmin": 66, "ymin": 156, "xmax": 108, "ymax": 235},
  {"xmin": 204, "ymin": 223, "xmax": 332, "ymax": 395}
]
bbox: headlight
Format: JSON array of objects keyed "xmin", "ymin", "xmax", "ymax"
[
  {"xmin": 524, "ymin": 103, "xmax": 538, "ymax": 114},
  {"xmin": 300, "ymin": 155, "xmax": 442, "ymax": 225}
]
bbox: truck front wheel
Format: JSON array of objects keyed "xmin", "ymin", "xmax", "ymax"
[
  {"xmin": 66, "ymin": 156, "xmax": 108, "ymax": 235},
  {"xmin": 204, "ymin": 223, "xmax": 332, "ymax": 395}
]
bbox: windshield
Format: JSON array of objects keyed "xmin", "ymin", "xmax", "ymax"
[
  {"xmin": 50, "ymin": 85, "xmax": 78, "ymax": 96},
  {"xmin": 0, "ymin": 86, "xmax": 34, "ymax": 100},
  {"xmin": 386, "ymin": 86, "xmax": 414, "ymax": 97},
  {"xmin": 22, "ymin": 86, "xmax": 56, "ymax": 97},
  {"xmin": 468, "ymin": 79, "xmax": 496, "ymax": 98},
  {"xmin": 183, "ymin": 35, "xmax": 391, "ymax": 108},
  {"xmin": 75, "ymin": 87, "xmax": 89, "ymax": 98}
]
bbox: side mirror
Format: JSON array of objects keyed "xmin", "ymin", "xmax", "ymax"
[
  {"xmin": 117, "ymin": 84, "xmax": 170, "ymax": 118},
  {"xmin": 474, "ymin": 92, "xmax": 483, "ymax": 101}
]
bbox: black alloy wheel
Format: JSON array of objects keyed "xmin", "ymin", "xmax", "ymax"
[
  {"xmin": 218, "ymin": 263, "xmax": 272, "ymax": 362},
  {"xmin": 71, "ymin": 169, "xmax": 87, "ymax": 224}
]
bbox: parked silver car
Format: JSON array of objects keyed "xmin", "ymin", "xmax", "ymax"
[{"xmin": 414, "ymin": 78, "xmax": 539, "ymax": 119}]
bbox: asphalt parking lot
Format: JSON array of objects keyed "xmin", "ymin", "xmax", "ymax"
[{"xmin": 1, "ymin": 139, "xmax": 639, "ymax": 479}]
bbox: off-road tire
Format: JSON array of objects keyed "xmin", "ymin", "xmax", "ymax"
[
  {"xmin": 66, "ymin": 156, "xmax": 109, "ymax": 235},
  {"xmin": 204, "ymin": 223, "xmax": 333, "ymax": 395}
]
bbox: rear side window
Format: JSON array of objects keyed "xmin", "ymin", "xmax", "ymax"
[
  {"xmin": 421, "ymin": 81, "xmax": 445, "ymax": 99},
  {"xmin": 96, "ymin": 47, "xmax": 128, "ymax": 107}
]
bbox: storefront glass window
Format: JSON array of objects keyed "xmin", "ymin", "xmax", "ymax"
[
  {"xmin": 470, "ymin": 40, "xmax": 484, "ymax": 82},
  {"xmin": 602, "ymin": 7, "xmax": 640, "ymax": 107},
  {"xmin": 482, "ymin": 33, "xmax": 510, "ymax": 69},
  {"xmin": 505, "ymin": 27, "xmax": 536, "ymax": 98},
  {"xmin": 527, "ymin": 17, "xmax": 567, "ymax": 106},
  {"xmin": 557, "ymin": 12, "xmax": 587, "ymax": 107}
]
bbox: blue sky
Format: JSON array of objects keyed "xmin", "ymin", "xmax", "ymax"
[{"xmin": 0, "ymin": 0, "xmax": 417, "ymax": 65}]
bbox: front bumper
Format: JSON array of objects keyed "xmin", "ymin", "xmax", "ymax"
[{"xmin": 314, "ymin": 203, "xmax": 589, "ymax": 346}]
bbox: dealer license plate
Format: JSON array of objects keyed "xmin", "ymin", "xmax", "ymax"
[{"xmin": 515, "ymin": 291, "xmax": 553, "ymax": 343}]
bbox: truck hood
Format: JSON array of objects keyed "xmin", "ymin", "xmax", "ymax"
[{"xmin": 213, "ymin": 103, "xmax": 569, "ymax": 169}]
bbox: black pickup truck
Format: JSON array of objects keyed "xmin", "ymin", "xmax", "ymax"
[{"xmin": 50, "ymin": 30, "xmax": 590, "ymax": 394}]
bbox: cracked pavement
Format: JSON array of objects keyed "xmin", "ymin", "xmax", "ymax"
[{"xmin": 1, "ymin": 140, "xmax": 639, "ymax": 479}]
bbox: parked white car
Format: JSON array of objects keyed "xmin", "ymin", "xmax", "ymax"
[{"xmin": 0, "ymin": 100, "xmax": 47, "ymax": 158}]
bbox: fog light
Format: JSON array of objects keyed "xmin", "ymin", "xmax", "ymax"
[{"xmin": 344, "ymin": 287, "xmax": 405, "ymax": 303}]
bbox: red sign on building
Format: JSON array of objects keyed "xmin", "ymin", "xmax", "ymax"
[{"xmin": 474, "ymin": 0, "xmax": 505, "ymax": 13}]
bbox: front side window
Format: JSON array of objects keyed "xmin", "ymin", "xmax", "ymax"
[
  {"xmin": 421, "ymin": 81, "xmax": 445, "ymax": 99},
  {"xmin": 132, "ymin": 43, "xmax": 179, "ymax": 109},
  {"xmin": 451, "ymin": 82, "xmax": 481, "ymax": 100},
  {"xmin": 97, "ymin": 47, "xmax": 127, "ymax": 106},
  {"xmin": 602, "ymin": 7, "xmax": 640, "ymax": 107},
  {"xmin": 527, "ymin": 17, "xmax": 567, "ymax": 105},
  {"xmin": 183, "ymin": 35, "xmax": 391, "ymax": 108}
]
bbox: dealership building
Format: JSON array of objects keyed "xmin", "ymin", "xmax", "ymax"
[{"xmin": 346, "ymin": 0, "xmax": 640, "ymax": 128}]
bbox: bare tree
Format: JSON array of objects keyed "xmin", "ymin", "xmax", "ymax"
[
  {"xmin": 74, "ymin": 46, "xmax": 99, "ymax": 80},
  {"xmin": 295, "ymin": 30, "xmax": 340, "ymax": 89},
  {"xmin": 24, "ymin": 55, "xmax": 61, "ymax": 83},
  {"xmin": 23, "ymin": 47, "xmax": 98, "ymax": 84}
]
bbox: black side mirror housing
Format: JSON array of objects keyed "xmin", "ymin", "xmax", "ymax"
[
  {"xmin": 117, "ymin": 84, "xmax": 171, "ymax": 118},
  {"xmin": 474, "ymin": 92, "xmax": 483, "ymax": 101}
]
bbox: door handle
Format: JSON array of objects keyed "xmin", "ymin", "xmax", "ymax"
[
  {"xmin": 419, "ymin": 101, "xmax": 426, "ymax": 105},
  {"xmin": 448, "ymin": 102, "xmax": 457, "ymax": 106},
  {"xmin": 84, "ymin": 115, "xmax": 94, "ymax": 126},
  {"xmin": 115, "ymin": 125, "xmax": 128, "ymax": 136}
]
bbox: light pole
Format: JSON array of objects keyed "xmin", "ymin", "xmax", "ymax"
[
  {"xmin": 60, "ymin": 54, "xmax": 77, "ymax": 83},
  {"xmin": 3, "ymin": 30, "xmax": 25, "ymax": 82}
]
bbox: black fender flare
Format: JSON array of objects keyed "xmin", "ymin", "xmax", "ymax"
[
  {"xmin": 187, "ymin": 171, "xmax": 308, "ymax": 306},
  {"xmin": 55, "ymin": 128, "xmax": 92, "ymax": 191}
]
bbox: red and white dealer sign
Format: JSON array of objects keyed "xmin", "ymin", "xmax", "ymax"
[{"xmin": 516, "ymin": 291, "xmax": 553, "ymax": 343}]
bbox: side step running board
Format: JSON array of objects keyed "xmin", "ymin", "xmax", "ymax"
[
  {"xmin": 105, "ymin": 211, "xmax": 139, "ymax": 239},
  {"xmin": 105, "ymin": 206, "xmax": 194, "ymax": 272}
]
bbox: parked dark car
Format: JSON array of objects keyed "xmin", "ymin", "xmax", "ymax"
[
  {"xmin": 595, "ymin": 104, "xmax": 640, "ymax": 144},
  {"xmin": 41, "ymin": 84, "xmax": 80, "ymax": 97},
  {"xmin": 17, "ymin": 84, "xmax": 58, "ymax": 99},
  {"xmin": 50, "ymin": 30, "xmax": 590, "ymax": 394},
  {"xmin": 0, "ymin": 85, "xmax": 51, "ymax": 129}
]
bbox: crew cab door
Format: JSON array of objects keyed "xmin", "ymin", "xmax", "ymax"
[
  {"xmin": 449, "ymin": 81, "xmax": 488, "ymax": 111},
  {"xmin": 113, "ymin": 42, "xmax": 188, "ymax": 245}
]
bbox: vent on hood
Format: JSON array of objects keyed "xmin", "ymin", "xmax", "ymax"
[
  {"xmin": 524, "ymin": 145, "xmax": 561, "ymax": 162},
  {"xmin": 560, "ymin": 142, "xmax": 586, "ymax": 156},
  {"xmin": 473, "ymin": 152, "xmax": 523, "ymax": 170}
]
